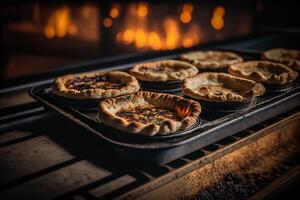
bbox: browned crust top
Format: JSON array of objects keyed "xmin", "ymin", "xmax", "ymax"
[
  {"xmin": 129, "ymin": 60, "xmax": 198, "ymax": 82},
  {"xmin": 228, "ymin": 60, "xmax": 298, "ymax": 85},
  {"xmin": 52, "ymin": 71, "xmax": 140, "ymax": 99},
  {"xmin": 180, "ymin": 50, "xmax": 243, "ymax": 69},
  {"xmin": 262, "ymin": 48, "xmax": 300, "ymax": 71},
  {"xmin": 98, "ymin": 91, "xmax": 201, "ymax": 136},
  {"xmin": 183, "ymin": 72, "xmax": 265, "ymax": 102}
]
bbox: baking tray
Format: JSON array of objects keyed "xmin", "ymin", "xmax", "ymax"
[
  {"xmin": 29, "ymin": 50, "xmax": 300, "ymax": 166},
  {"xmin": 29, "ymin": 82, "xmax": 300, "ymax": 165}
]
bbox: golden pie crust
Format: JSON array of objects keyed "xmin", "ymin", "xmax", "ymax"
[
  {"xmin": 52, "ymin": 71, "xmax": 140, "ymax": 100},
  {"xmin": 228, "ymin": 61, "xmax": 298, "ymax": 85},
  {"xmin": 98, "ymin": 91, "xmax": 201, "ymax": 136},
  {"xmin": 262, "ymin": 48, "xmax": 300, "ymax": 71},
  {"xmin": 180, "ymin": 50, "xmax": 243, "ymax": 69},
  {"xmin": 129, "ymin": 60, "xmax": 198, "ymax": 82},
  {"xmin": 183, "ymin": 73, "xmax": 265, "ymax": 102}
]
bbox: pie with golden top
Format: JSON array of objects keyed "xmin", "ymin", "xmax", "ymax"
[
  {"xmin": 180, "ymin": 50, "xmax": 243, "ymax": 69},
  {"xmin": 262, "ymin": 48, "xmax": 300, "ymax": 71},
  {"xmin": 98, "ymin": 91, "xmax": 201, "ymax": 136},
  {"xmin": 183, "ymin": 73, "xmax": 265, "ymax": 102},
  {"xmin": 52, "ymin": 71, "xmax": 140, "ymax": 100},
  {"xmin": 129, "ymin": 60, "xmax": 198, "ymax": 82},
  {"xmin": 228, "ymin": 61, "xmax": 298, "ymax": 85}
]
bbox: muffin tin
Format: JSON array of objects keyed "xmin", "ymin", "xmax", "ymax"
[{"xmin": 29, "ymin": 48, "xmax": 300, "ymax": 165}]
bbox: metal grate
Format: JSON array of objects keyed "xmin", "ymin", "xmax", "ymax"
[{"xmin": 0, "ymin": 107, "xmax": 299, "ymax": 199}]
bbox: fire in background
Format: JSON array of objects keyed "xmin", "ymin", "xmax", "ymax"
[
  {"xmin": 40, "ymin": 1, "xmax": 251, "ymax": 51},
  {"xmin": 103, "ymin": 2, "xmax": 251, "ymax": 51},
  {"xmin": 1, "ymin": 1, "xmax": 252, "ymax": 80}
]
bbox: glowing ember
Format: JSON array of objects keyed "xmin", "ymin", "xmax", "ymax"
[
  {"xmin": 211, "ymin": 6, "xmax": 225, "ymax": 30},
  {"xmin": 137, "ymin": 2, "xmax": 148, "ymax": 17},
  {"xmin": 110, "ymin": 8, "xmax": 120, "ymax": 19},
  {"xmin": 211, "ymin": 16, "xmax": 224, "ymax": 30},
  {"xmin": 182, "ymin": 38, "xmax": 193, "ymax": 48},
  {"xmin": 180, "ymin": 3, "xmax": 193, "ymax": 24},
  {"xmin": 103, "ymin": 17, "xmax": 113, "ymax": 28},
  {"xmin": 180, "ymin": 11, "xmax": 192, "ymax": 24}
]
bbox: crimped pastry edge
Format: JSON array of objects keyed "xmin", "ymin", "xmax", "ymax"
[
  {"xmin": 228, "ymin": 60, "xmax": 298, "ymax": 85},
  {"xmin": 183, "ymin": 72, "xmax": 265, "ymax": 102},
  {"xmin": 98, "ymin": 91, "xmax": 201, "ymax": 136},
  {"xmin": 180, "ymin": 50, "xmax": 243, "ymax": 69},
  {"xmin": 129, "ymin": 60, "xmax": 198, "ymax": 82},
  {"xmin": 262, "ymin": 48, "xmax": 300, "ymax": 71},
  {"xmin": 52, "ymin": 71, "xmax": 140, "ymax": 100}
]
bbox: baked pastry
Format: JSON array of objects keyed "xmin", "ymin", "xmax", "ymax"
[
  {"xmin": 180, "ymin": 50, "xmax": 243, "ymax": 69},
  {"xmin": 183, "ymin": 73, "xmax": 265, "ymax": 102},
  {"xmin": 228, "ymin": 61, "xmax": 298, "ymax": 85},
  {"xmin": 129, "ymin": 60, "xmax": 198, "ymax": 82},
  {"xmin": 98, "ymin": 91, "xmax": 201, "ymax": 136},
  {"xmin": 52, "ymin": 71, "xmax": 140, "ymax": 99},
  {"xmin": 262, "ymin": 48, "xmax": 300, "ymax": 71}
]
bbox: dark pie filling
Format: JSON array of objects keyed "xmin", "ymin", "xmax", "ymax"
[
  {"xmin": 116, "ymin": 106, "xmax": 181, "ymax": 125},
  {"xmin": 66, "ymin": 76, "xmax": 126, "ymax": 90}
]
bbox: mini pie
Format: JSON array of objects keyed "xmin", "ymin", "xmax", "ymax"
[
  {"xmin": 98, "ymin": 91, "xmax": 201, "ymax": 136},
  {"xmin": 129, "ymin": 60, "xmax": 198, "ymax": 82},
  {"xmin": 180, "ymin": 50, "xmax": 243, "ymax": 69},
  {"xmin": 183, "ymin": 73, "xmax": 265, "ymax": 102},
  {"xmin": 262, "ymin": 48, "xmax": 300, "ymax": 71},
  {"xmin": 228, "ymin": 61, "xmax": 298, "ymax": 85},
  {"xmin": 52, "ymin": 71, "xmax": 140, "ymax": 99}
]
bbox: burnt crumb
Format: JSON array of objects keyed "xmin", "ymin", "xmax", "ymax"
[{"xmin": 183, "ymin": 164, "xmax": 291, "ymax": 200}]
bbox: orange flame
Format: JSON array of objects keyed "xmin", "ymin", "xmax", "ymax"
[
  {"xmin": 116, "ymin": 3, "xmax": 201, "ymax": 50},
  {"xmin": 148, "ymin": 32, "xmax": 162, "ymax": 50},
  {"xmin": 176, "ymin": 104, "xmax": 190, "ymax": 119},
  {"xmin": 164, "ymin": 18, "xmax": 180, "ymax": 50},
  {"xmin": 44, "ymin": 6, "xmax": 78, "ymax": 39},
  {"xmin": 135, "ymin": 29, "xmax": 147, "ymax": 48}
]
